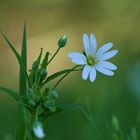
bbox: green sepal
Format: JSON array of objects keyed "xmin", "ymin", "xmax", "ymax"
[
  {"xmin": 42, "ymin": 89, "xmax": 57, "ymax": 113},
  {"xmin": 32, "ymin": 48, "xmax": 43, "ymax": 71},
  {"xmin": 27, "ymin": 88, "xmax": 34, "ymax": 98},
  {"xmin": 42, "ymin": 87, "xmax": 49, "ymax": 99},
  {"xmin": 28, "ymin": 70, "xmax": 35, "ymax": 87},
  {"xmin": 31, "ymin": 48, "xmax": 43, "ymax": 85},
  {"xmin": 26, "ymin": 99, "xmax": 36, "ymax": 107},
  {"xmin": 48, "ymin": 90, "xmax": 58, "ymax": 100},
  {"xmin": 41, "ymin": 51, "xmax": 50, "ymax": 70},
  {"xmin": 43, "ymin": 99, "xmax": 56, "ymax": 112},
  {"xmin": 39, "ymin": 69, "xmax": 47, "ymax": 83},
  {"xmin": 26, "ymin": 88, "xmax": 36, "ymax": 107},
  {"xmin": 33, "ymin": 85, "xmax": 41, "ymax": 103}
]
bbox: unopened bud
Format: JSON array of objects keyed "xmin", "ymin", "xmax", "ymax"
[
  {"xmin": 33, "ymin": 121, "xmax": 45, "ymax": 139},
  {"xmin": 44, "ymin": 100, "xmax": 56, "ymax": 112},
  {"xmin": 58, "ymin": 35, "xmax": 67, "ymax": 48},
  {"xmin": 27, "ymin": 99, "xmax": 36, "ymax": 107},
  {"xmin": 49, "ymin": 90, "xmax": 58, "ymax": 99},
  {"xmin": 40, "ymin": 69, "xmax": 47, "ymax": 81}
]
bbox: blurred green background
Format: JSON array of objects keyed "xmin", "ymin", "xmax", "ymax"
[{"xmin": 0, "ymin": 0, "xmax": 140, "ymax": 139}]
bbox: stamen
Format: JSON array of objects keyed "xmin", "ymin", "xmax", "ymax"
[{"xmin": 87, "ymin": 55, "xmax": 99, "ymax": 66}]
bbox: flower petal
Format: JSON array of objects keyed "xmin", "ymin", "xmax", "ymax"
[
  {"xmin": 68, "ymin": 52, "xmax": 86, "ymax": 59},
  {"xmin": 82, "ymin": 65, "xmax": 92, "ymax": 80},
  {"xmin": 71, "ymin": 58, "xmax": 86, "ymax": 65},
  {"xmin": 96, "ymin": 42, "xmax": 113, "ymax": 56},
  {"xmin": 83, "ymin": 34, "xmax": 91, "ymax": 56},
  {"xmin": 95, "ymin": 65, "xmax": 114, "ymax": 76},
  {"xmin": 33, "ymin": 126, "xmax": 45, "ymax": 139},
  {"xmin": 68, "ymin": 52, "xmax": 87, "ymax": 65},
  {"xmin": 90, "ymin": 33, "xmax": 97, "ymax": 54},
  {"xmin": 33, "ymin": 122, "xmax": 45, "ymax": 139},
  {"xmin": 98, "ymin": 50, "xmax": 118, "ymax": 60},
  {"xmin": 98, "ymin": 61, "xmax": 117, "ymax": 70},
  {"xmin": 89, "ymin": 68, "xmax": 96, "ymax": 82}
]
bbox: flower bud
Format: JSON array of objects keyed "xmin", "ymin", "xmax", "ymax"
[
  {"xmin": 49, "ymin": 90, "xmax": 58, "ymax": 99},
  {"xmin": 44, "ymin": 100, "xmax": 56, "ymax": 112},
  {"xmin": 33, "ymin": 121, "xmax": 45, "ymax": 139},
  {"xmin": 43, "ymin": 90, "xmax": 58, "ymax": 112},
  {"xmin": 39, "ymin": 69, "xmax": 47, "ymax": 82},
  {"xmin": 58, "ymin": 35, "xmax": 67, "ymax": 48},
  {"xmin": 27, "ymin": 88, "xmax": 34, "ymax": 98},
  {"xmin": 27, "ymin": 99, "xmax": 36, "ymax": 107}
]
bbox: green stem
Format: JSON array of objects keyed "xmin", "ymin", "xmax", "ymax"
[
  {"xmin": 35, "ymin": 106, "xmax": 40, "ymax": 121},
  {"xmin": 23, "ymin": 107, "xmax": 32, "ymax": 140},
  {"xmin": 52, "ymin": 65, "xmax": 82, "ymax": 90},
  {"xmin": 47, "ymin": 47, "xmax": 60, "ymax": 66}
]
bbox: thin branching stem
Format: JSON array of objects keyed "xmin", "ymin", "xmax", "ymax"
[
  {"xmin": 52, "ymin": 65, "xmax": 82, "ymax": 90},
  {"xmin": 47, "ymin": 47, "xmax": 60, "ymax": 66}
]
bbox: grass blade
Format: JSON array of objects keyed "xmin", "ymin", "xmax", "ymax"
[
  {"xmin": 0, "ymin": 86, "xmax": 21, "ymax": 101},
  {"xmin": 1, "ymin": 32, "xmax": 28, "ymax": 81},
  {"xmin": 41, "ymin": 104, "xmax": 92, "ymax": 122},
  {"xmin": 20, "ymin": 23, "xmax": 27, "ymax": 97},
  {"xmin": 42, "ymin": 67, "xmax": 79, "ymax": 85}
]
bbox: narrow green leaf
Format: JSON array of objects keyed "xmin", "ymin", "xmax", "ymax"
[
  {"xmin": 39, "ymin": 69, "xmax": 47, "ymax": 83},
  {"xmin": 21, "ymin": 23, "xmax": 27, "ymax": 69},
  {"xmin": 42, "ymin": 68, "xmax": 78, "ymax": 85},
  {"xmin": 20, "ymin": 23, "xmax": 27, "ymax": 97},
  {"xmin": 57, "ymin": 104, "xmax": 93, "ymax": 121},
  {"xmin": 41, "ymin": 51, "xmax": 50, "ymax": 70},
  {"xmin": 40, "ymin": 109, "xmax": 62, "ymax": 122},
  {"xmin": 41, "ymin": 104, "xmax": 92, "ymax": 122},
  {"xmin": 1, "ymin": 32, "xmax": 21, "ymax": 61},
  {"xmin": 0, "ymin": 86, "xmax": 21, "ymax": 101},
  {"xmin": 28, "ymin": 70, "xmax": 35, "ymax": 87},
  {"xmin": 32, "ymin": 48, "xmax": 43, "ymax": 71},
  {"xmin": 31, "ymin": 48, "xmax": 43, "ymax": 84},
  {"xmin": 1, "ymin": 32, "xmax": 28, "ymax": 80}
]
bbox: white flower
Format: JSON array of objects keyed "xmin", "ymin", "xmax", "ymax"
[
  {"xmin": 33, "ymin": 121, "xmax": 45, "ymax": 139},
  {"xmin": 68, "ymin": 33, "xmax": 118, "ymax": 82}
]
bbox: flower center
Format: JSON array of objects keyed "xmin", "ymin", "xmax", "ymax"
[{"xmin": 87, "ymin": 55, "xmax": 98, "ymax": 66}]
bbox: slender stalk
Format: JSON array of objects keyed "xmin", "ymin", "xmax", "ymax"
[
  {"xmin": 47, "ymin": 47, "xmax": 60, "ymax": 66},
  {"xmin": 52, "ymin": 65, "xmax": 82, "ymax": 90},
  {"xmin": 23, "ymin": 107, "xmax": 32, "ymax": 140}
]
